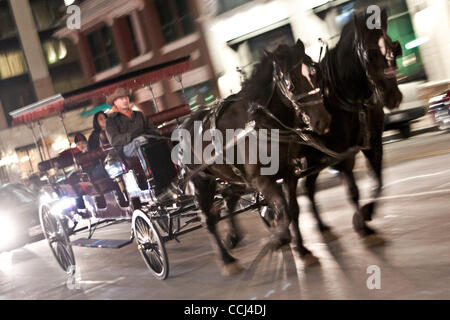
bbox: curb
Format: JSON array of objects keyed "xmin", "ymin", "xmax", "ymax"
[{"xmin": 382, "ymin": 125, "xmax": 439, "ymax": 142}]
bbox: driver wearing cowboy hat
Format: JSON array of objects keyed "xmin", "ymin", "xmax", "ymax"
[{"xmin": 105, "ymin": 87, "xmax": 163, "ymax": 158}]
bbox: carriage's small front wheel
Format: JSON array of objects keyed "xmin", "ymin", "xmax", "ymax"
[
  {"xmin": 132, "ymin": 210, "xmax": 169, "ymax": 280},
  {"xmin": 39, "ymin": 205, "xmax": 75, "ymax": 274}
]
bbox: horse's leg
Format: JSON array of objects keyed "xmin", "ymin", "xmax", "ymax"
[
  {"xmin": 192, "ymin": 174, "xmax": 243, "ymax": 275},
  {"xmin": 336, "ymin": 158, "xmax": 385, "ymax": 246},
  {"xmin": 285, "ymin": 176, "xmax": 319, "ymax": 266},
  {"xmin": 304, "ymin": 172, "xmax": 338, "ymax": 242},
  {"xmin": 222, "ymin": 185, "xmax": 244, "ymax": 249},
  {"xmin": 250, "ymin": 176, "xmax": 292, "ymax": 249},
  {"xmin": 361, "ymin": 134, "xmax": 383, "ymax": 222}
]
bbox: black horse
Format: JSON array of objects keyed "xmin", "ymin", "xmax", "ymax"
[
  {"xmin": 177, "ymin": 40, "xmax": 335, "ymax": 275},
  {"xmin": 302, "ymin": 8, "xmax": 403, "ymax": 244}
]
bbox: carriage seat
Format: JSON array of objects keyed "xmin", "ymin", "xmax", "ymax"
[
  {"xmin": 123, "ymin": 156, "xmax": 148, "ymax": 190},
  {"xmin": 38, "ymin": 148, "xmax": 121, "ymax": 198},
  {"xmin": 137, "ymin": 140, "xmax": 178, "ymax": 192}
]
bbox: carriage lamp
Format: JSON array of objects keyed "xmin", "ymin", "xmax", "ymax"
[
  {"xmin": 104, "ymin": 156, "xmax": 126, "ymax": 179},
  {"xmin": 51, "ymin": 197, "xmax": 77, "ymax": 217},
  {"xmin": 0, "ymin": 215, "xmax": 17, "ymax": 248},
  {"xmin": 39, "ymin": 191, "xmax": 58, "ymax": 205}
]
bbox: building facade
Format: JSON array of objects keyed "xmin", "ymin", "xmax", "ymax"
[
  {"xmin": 55, "ymin": 0, "xmax": 219, "ymax": 114},
  {"xmin": 200, "ymin": 0, "xmax": 449, "ymax": 97},
  {"xmin": 0, "ymin": 0, "xmax": 87, "ymax": 183},
  {"xmin": 0, "ymin": 0, "xmax": 221, "ymax": 183},
  {"xmin": 1, "ymin": 0, "xmax": 449, "ymax": 183}
]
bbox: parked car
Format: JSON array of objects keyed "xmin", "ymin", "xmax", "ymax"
[
  {"xmin": 428, "ymin": 89, "xmax": 450, "ymax": 131},
  {"xmin": 383, "ymin": 81, "xmax": 428, "ymax": 138},
  {"xmin": 0, "ymin": 183, "xmax": 43, "ymax": 252}
]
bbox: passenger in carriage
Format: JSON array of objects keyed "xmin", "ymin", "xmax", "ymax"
[
  {"xmin": 105, "ymin": 87, "xmax": 177, "ymax": 198},
  {"xmin": 59, "ymin": 132, "xmax": 88, "ymax": 157},
  {"xmin": 104, "ymin": 87, "xmax": 164, "ymax": 158},
  {"xmin": 64, "ymin": 132, "xmax": 107, "ymax": 179},
  {"xmin": 88, "ymin": 111, "xmax": 110, "ymax": 151}
]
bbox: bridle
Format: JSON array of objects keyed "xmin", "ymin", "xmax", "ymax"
[
  {"xmin": 271, "ymin": 58, "xmax": 324, "ymax": 131},
  {"xmin": 180, "ymin": 52, "xmax": 342, "ymax": 184},
  {"xmin": 354, "ymin": 27, "xmax": 399, "ymax": 104}
]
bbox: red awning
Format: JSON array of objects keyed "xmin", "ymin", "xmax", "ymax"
[
  {"xmin": 10, "ymin": 57, "xmax": 190, "ymax": 126},
  {"xmin": 11, "ymin": 95, "xmax": 65, "ymax": 126},
  {"xmin": 64, "ymin": 59, "xmax": 190, "ymax": 107}
]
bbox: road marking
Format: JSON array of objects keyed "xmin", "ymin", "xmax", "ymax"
[
  {"xmin": 67, "ymin": 276, "xmax": 126, "ymax": 297},
  {"xmin": 383, "ymin": 169, "xmax": 450, "ymax": 189},
  {"xmin": 362, "ymin": 188, "xmax": 450, "ymax": 201},
  {"xmin": 264, "ymin": 289, "xmax": 275, "ymax": 298},
  {"xmin": 384, "ymin": 148, "xmax": 450, "ymax": 165},
  {"xmin": 433, "ymin": 181, "xmax": 450, "ymax": 189}
]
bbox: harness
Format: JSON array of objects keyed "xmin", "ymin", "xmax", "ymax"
[
  {"xmin": 181, "ymin": 57, "xmax": 345, "ymax": 186},
  {"xmin": 318, "ymin": 25, "xmax": 395, "ymax": 150}
]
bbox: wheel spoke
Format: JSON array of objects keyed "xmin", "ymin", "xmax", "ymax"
[
  {"xmin": 134, "ymin": 213, "xmax": 168, "ymax": 279},
  {"xmin": 42, "ymin": 206, "xmax": 74, "ymax": 273}
]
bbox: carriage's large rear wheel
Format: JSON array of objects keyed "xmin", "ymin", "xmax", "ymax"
[
  {"xmin": 39, "ymin": 205, "xmax": 75, "ymax": 274},
  {"xmin": 132, "ymin": 210, "xmax": 169, "ymax": 280}
]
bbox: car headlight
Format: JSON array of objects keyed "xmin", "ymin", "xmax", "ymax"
[{"xmin": 0, "ymin": 215, "xmax": 17, "ymax": 247}]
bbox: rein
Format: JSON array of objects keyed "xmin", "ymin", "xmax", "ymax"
[{"xmin": 179, "ymin": 56, "xmax": 341, "ymax": 185}]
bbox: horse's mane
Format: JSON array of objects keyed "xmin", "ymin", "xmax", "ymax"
[
  {"xmin": 320, "ymin": 13, "xmax": 372, "ymax": 102},
  {"xmin": 238, "ymin": 52, "xmax": 275, "ymax": 102}
]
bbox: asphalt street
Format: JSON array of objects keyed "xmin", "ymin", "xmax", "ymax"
[{"xmin": 0, "ymin": 130, "xmax": 449, "ymax": 300}]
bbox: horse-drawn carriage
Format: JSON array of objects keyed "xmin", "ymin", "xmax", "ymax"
[
  {"xmin": 10, "ymin": 56, "xmax": 262, "ymax": 280},
  {"xmin": 9, "ymin": 8, "xmax": 403, "ymax": 279}
]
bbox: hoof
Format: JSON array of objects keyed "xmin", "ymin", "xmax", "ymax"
[
  {"xmin": 223, "ymin": 233, "xmax": 243, "ymax": 250},
  {"xmin": 269, "ymin": 230, "xmax": 291, "ymax": 250},
  {"xmin": 363, "ymin": 234, "xmax": 386, "ymax": 247},
  {"xmin": 301, "ymin": 253, "xmax": 320, "ymax": 267},
  {"xmin": 321, "ymin": 229, "xmax": 339, "ymax": 242},
  {"xmin": 221, "ymin": 261, "xmax": 244, "ymax": 276},
  {"xmin": 361, "ymin": 202, "xmax": 375, "ymax": 221}
]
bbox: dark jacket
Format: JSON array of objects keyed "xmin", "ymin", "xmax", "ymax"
[
  {"xmin": 105, "ymin": 111, "xmax": 161, "ymax": 151},
  {"xmin": 88, "ymin": 112, "xmax": 110, "ymax": 151}
]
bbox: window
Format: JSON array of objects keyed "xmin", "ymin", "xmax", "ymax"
[
  {"xmin": 247, "ymin": 24, "xmax": 294, "ymax": 64},
  {"xmin": 125, "ymin": 15, "xmax": 140, "ymax": 58},
  {"xmin": 0, "ymin": 50, "xmax": 28, "ymax": 79},
  {"xmin": 155, "ymin": 0, "xmax": 195, "ymax": 43},
  {"xmin": 0, "ymin": 74, "xmax": 36, "ymax": 126},
  {"xmin": 217, "ymin": 0, "xmax": 254, "ymax": 14},
  {"xmin": 43, "ymin": 39, "xmax": 68, "ymax": 65},
  {"xmin": 87, "ymin": 25, "xmax": 119, "ymax": 73},
  {"xmin": 16, "ymin": 145, "xmax": 42, "ymax": 177},
  {"xmin": 0, "ymin": 3, "xmax": 17, "ymax": 40},
  {"xmin": 30, "ymin": 0, "xmax": 66, "ymax": 31},
  {"xmin": 178, "ymin": 81, "xmax": 218, "ymax": 111}
]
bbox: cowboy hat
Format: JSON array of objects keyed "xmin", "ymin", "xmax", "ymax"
[{"xmin": 106, "ymin": 87, "xmax": 129, "ymax": 106}]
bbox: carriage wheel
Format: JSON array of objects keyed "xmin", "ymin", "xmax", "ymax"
[
  {"xmin": 39, "ymin": 205, "xmax": 76, "ymax": 274},
  {"xmin": 132, "ymin": 210, "xmax": 169, "ymax": 280}
]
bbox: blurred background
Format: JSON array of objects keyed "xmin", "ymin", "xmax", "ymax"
[{"xmin": 0, "ymin": 0, "xmax": 448, "ymax": 183}]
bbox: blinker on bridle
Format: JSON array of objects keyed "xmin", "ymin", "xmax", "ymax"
[
  {"xmin": 353, "ymin": 25, "xmax": 400, "ymax": 107},
  {"xmin": 272, "ymin": 59, "xmax": 324, "ymax": 130}
]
